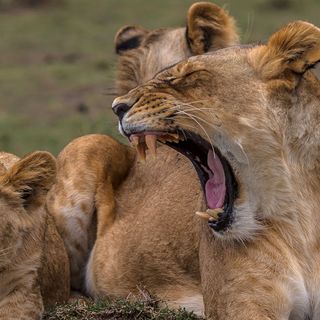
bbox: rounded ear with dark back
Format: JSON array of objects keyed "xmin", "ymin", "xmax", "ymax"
[
  {"xmin": 114, "ymin": 25, "xmax": 149, "ymax": 55},
  {"xmin": 250, "ymin": 21, "xmax": 320, "ymax": 80},
  {"xmin": 186, "ymin": 2, "xmax": 239, "ymax": 54},
  {"xmin": 3, "ymin": 151, "xmax": 56, "ymax": 208}
]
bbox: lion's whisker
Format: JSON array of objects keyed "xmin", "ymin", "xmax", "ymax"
[
  {"xmin": 175, "ymin": 110, "xmax": 220, "ymax": 130},
  {"xmin": 179, "ymin": 108, "xmax": 221, "ymax": 125},
  {"xmin": 174, "ymin": 99, "xmax": 212, "ymax": 106},
  {"xmin": 169, "ymin": 103, "xmax": 222, "ymax": 127},
  {"xmin": 173, "ymin": 121, "xmax": 199, "ymax": 132},
  {"xmin": 175, "ymin": 110, "xmax": 215, "ymax": 152}
]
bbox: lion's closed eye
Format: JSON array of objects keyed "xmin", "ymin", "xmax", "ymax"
[{"xmin": 164, "ymin": 69, "xmax": 212, "ymax": 87}]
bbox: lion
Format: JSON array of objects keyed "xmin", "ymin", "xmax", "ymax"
[
  {"xmin": 46, "ymin": 2, "xmax": 238, "ymax": 315},
  {"xmin": 112, "ymin": 20, "xmax": 320, "ymax": 319},
  {"xmin": 0, "ymin": 152, "xmax": 69, "ymax": 319},
  {"xmin": 114, "ymin": 1, "xmax": 238, "ymax": 95}
]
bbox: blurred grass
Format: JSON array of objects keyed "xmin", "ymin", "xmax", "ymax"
[
  {"xmin": 0, "ymin": 0, "xmax": 319, "ymax": 156},
  {"xmin": 43, "ymin": 296, "xmax": 203, "ymax": 320}
]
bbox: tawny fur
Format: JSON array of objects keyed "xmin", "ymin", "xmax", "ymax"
[
  {"xmin": 114, "ymin": 21, "xmax": 320, "ymax": 320},
  {"xmin": 114, "ymin": 1, "xmax": 238, "ymax": 95},
  {"xmin": 46, "ymin": 135, "xmax": 134, "ymax": 290},
  {"xmin": 47, "ymin": 3, "xmax": 238, "ymax": 315},
  {"xmin": 0, "ymin": 152, "xmax": 69, "ymax": 319},
  {"xmin": 186, "ymin": 2, "xmax": 238, "ymax": 54},
  {"xmin": 250, "ymin": 21, "xmax": 320, "ymax": 78}
]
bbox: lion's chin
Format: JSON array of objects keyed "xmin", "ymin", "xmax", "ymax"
[{"xmin": 128, "ymin": 130, "xmax": 238, "ymax": 234}]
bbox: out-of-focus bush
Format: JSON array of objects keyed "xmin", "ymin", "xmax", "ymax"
[
  {"xmin": 267, "ymin": 0, "xmax": 294, "ymax": 10},
  {"xmin": 0, "ymin": 0, "xmax": 63, "ymax": 10}
]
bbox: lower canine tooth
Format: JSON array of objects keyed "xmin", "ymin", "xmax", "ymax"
[
  {"xmin": 195, "ymin": 211, "xmax": 211, "ymax": 220},
  {"xmin": 195, "ymin": 208, "xmax": 223, "ymax": 221}
]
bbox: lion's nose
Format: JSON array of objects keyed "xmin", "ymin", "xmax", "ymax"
[{"xmin": 112, "ymin": 102, "xmax": 131, "ymax": 121}]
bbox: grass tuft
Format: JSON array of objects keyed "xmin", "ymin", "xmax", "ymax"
[{"xmin": 43, "ymin": 297, "xmax": 203, "ymax": 320}]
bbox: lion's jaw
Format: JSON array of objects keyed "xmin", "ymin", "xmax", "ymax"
[{"xmin": 113, "ymin": 21, "xmax": 320, "ymax": 242}]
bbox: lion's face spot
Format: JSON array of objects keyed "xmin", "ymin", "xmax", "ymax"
[{"xmin": 113, "ymin": 21, "xmax": 320, "ymax": 241}]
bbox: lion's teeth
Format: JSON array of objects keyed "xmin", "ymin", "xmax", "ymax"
[
  {"xmin": 166, "ymin": 133, "xmax": 180, "ymax": 142},
  {"xmin": 171, "ymin": 133, "xmax": 179, "ymax": 140},
  {"xmin": 195, "ymin": 211, "xmax": 211, "ymax": 220},
  {"xmin": 206, "ymin": 208, "xmax": 223, "ymax": 220},
  {"xmin": 195, "ymin": 208, "xmax": 223, "ymax": 221},
  {"xmin": 131, "ymin": 135, "xmax": 146, "ymax": 161},
  {"xmin": 145, "ymin": 134, "xmax": 157, "ymax": 159},
  {"xmin": 136, "ymin": 142, "xmax": 146, "ymax": 162},
  {"xmin": 131, "ymin": 135, "xmax": 140, "ymax": 147}
]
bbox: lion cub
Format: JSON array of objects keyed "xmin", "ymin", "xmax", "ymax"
[{"xmin": 0, "ymin": 152, "xmax": 69, "ymax": 320}]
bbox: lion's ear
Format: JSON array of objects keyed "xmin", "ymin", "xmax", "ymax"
[
  {"xmin": 4, "ymin": 151, "xmax": 56, "ymax": 208},
  {"xmin": 251, "ymin": 21, "xmax": 320, "ymax": 79},
  {"xmin": 114, "ymin": 25, "xmax": 149, "ymax": 55},
  {"xmin": 186, "ymin": 2, "xmax": 239, "ymax": 54}
]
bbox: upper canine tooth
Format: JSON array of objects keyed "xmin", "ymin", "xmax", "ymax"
[
  {"xmin": 131, "ymin": 135, "xmax": 140, "ymax": 147},
  {"xmin": 136, "ymin": 142, "xmax": 146, "ymax": 162},
  {"xmin": 145, "ymin": 135, "xmax": 157, "ymax": 159}
]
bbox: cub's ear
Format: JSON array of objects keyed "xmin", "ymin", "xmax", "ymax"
[
  {"xmin": 186, "ymin": 2, "xmax": 239, "ymax": 54},
  {"xmin": 114, "ymin": 25, "xmax": 149, "ymax": 55},
  {"xmin": 250, "ymin": 21, "xmax": 320, "ymax": 80},
  {"xmin": 3, "ymin": 151, "xmax": 56, "ymax": 208}
]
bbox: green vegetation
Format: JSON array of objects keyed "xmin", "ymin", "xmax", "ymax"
[
  {"xmin": 43, "ymin": 297, "xmax": 203, "ymax": 320},
  {"xmin": 0, "ymin": 0, "xmax": 319, "ymax": 156}
]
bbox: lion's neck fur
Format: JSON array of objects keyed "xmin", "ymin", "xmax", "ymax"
[
  {"xmin": 285, "ymin": 72, "xmax": 320, "ymax": 171},
  {"xmin": 267, "ymin": 71, "xmax": 320, "ymax": 250}
]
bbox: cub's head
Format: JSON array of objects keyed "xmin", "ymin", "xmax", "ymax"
[
  {"xmin": 115, "ymin": 2, "xmax": 238, "ymax": 95},
  {"xmin": 112, "ymin": 21, "xmax": 320, "ymax": 241},
  {"xmin": 0, "ymin": 152, "xmax": 56, "ymax": 267}
]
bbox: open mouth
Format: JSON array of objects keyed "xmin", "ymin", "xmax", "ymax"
[{"xmin": 129, "ymin": 131, "xmax": 238, "ymax": 233}]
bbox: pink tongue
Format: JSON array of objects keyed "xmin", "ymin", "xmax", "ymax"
[{"xmin": 205, "ymin": 150, "xmax": 226, "ymax": 209}]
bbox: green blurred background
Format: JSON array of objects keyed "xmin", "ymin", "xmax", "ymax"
[{"xmin": 0, "ymin": 0, "xmax": 319, "ymax": 156}]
